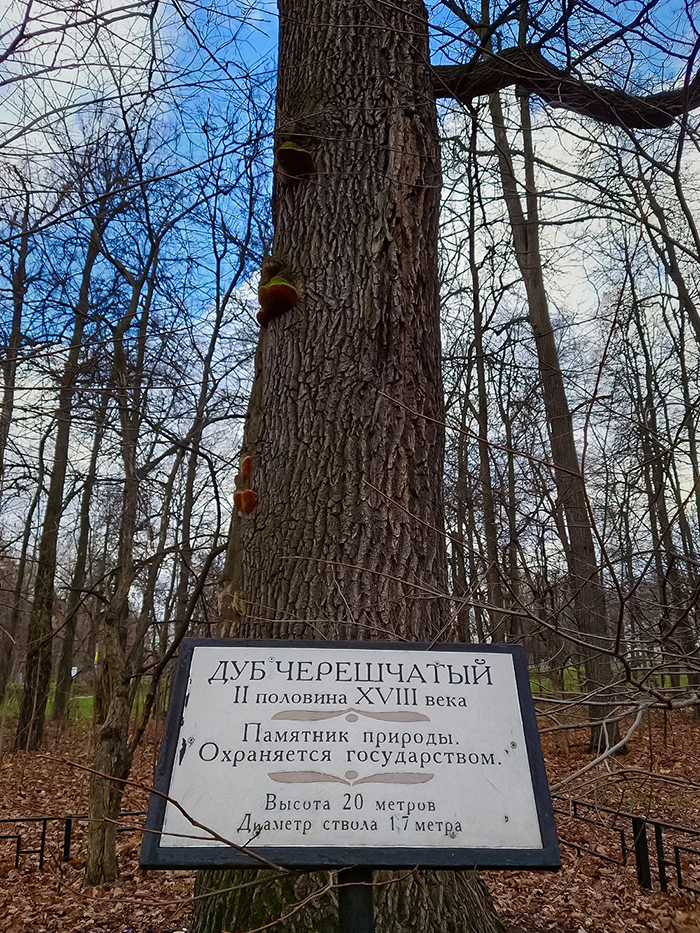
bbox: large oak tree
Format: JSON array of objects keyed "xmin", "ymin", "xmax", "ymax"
[
  {"xmin": 188, "ymin": 0, "xmax": 700, "ymax": 930},
  {"xmin": 192, "ymin": 1, "xmax": 507, "ymax": 930}
]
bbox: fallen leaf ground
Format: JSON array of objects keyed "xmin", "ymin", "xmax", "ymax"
[{"xmin": 1, "ymin": 709, "xmax": 699, "ymax": 932}]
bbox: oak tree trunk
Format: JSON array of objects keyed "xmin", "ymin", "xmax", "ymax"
[{"xmin": 191, "ymin": 1, "xmax": 505, "ymax": 930}]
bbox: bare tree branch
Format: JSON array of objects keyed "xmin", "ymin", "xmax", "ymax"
[{"xmin": 433, "ymin": 43, "xmax": 700, "ymax": 129}]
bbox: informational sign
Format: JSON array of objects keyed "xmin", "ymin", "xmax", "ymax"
[{"xmin": 141, "ymin": 640, "xmax": 559, "ymax": 870}]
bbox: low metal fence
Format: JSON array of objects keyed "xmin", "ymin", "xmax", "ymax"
[
  {"xmin": 3, "ymin": 799, "xmax": 700, "ymax": 894},
  {"xmin": 0, "ymin": 811, "xmax": 147, "ymax": 869},
  {"xmin": 552, "ymin": 795, "xmax": 700, "ymax": 893}
]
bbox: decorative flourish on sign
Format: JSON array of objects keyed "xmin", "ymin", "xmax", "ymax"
[
  {"xmin": 271, "ymin": 707, "xmax": 430, "ymax": 723},
  {"xmin": 269, "ymin": 771, "xmax": 346, "ymax": 784},
  {"xmin": 268, "ymin": 770, "xmax": 434, "ymax": 786}
]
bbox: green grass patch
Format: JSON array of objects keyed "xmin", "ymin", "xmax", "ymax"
[
  {"xmin": 530, "ymin": 666, "xmax": 583, "ymax": 694},
  {"xmin": 64, "ymin": 693, "xmax": 94, "ymax": 719},
  {"xmin": 0, "ymin": 683, "xmax": 22, "ymax": 717},
  {"xmin": 1, "ymin": 675, "xmax": 171, "ymax": 724},
  {"xmin": 0, "ymin": 683, "xmax": 95, "ymax": 720}
]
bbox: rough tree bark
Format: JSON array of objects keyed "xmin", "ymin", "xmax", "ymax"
[{"xmin": 190, "ymin": 0, "xmax": 505, "ymax": 930}]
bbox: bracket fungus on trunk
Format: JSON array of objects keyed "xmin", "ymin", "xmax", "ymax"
[
  {"xmin": 275, "ymin": 141, "xmax": 316, "ymax": 182},
  {"xmin": 257, "ymin": 275, "xmax": 299, "ymax": 327},
  {"xmin": 233, "ymin": 456, "xmax": 258, "ymax": 515},
  {"xmin": 238, "ymin": 489, "xmax": 258, "ymax": 514},
  {"xmin": 234, "ymin": 488, "xmax": 258, "ymax": 514}
]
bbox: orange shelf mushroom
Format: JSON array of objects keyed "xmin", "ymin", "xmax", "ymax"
[
  {"xmin": 241, "ymin": 455, "xmax": 253, "ymax": 479},
  {"xmin": 275, "ymin": 142, "xmax": 316, "ymax": 181},
  {"xmin": 240, "ymin": 489, "xmax": 258, "ymax": 514},
  {"xmin": 234, "ymin": 488, "xmax": 258, "ymax": 514},
  {"xmin": 257, "ymin": 276, "xmax": 299, "ymax": 327}
]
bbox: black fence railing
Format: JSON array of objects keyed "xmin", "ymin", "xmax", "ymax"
[
  {"xmin": 0, "ymin": 811, "xmax": 147, "ymax": 869},
  {"xmin": 3, "ymin": 799, "xmax": 700, "ymax": 894},
  {"xmin": 552, "ymin": 795, "xmax": 700, "ymax": 894}
]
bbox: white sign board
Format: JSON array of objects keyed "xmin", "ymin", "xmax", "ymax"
[{"xmin": 142, "ymin": 640, "xmax": 559, "ymax": 870}]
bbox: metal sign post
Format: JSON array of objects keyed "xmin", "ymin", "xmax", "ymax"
[{"xmin": 338, "ymin": 867, "xmax": 374, "ymax": 933}]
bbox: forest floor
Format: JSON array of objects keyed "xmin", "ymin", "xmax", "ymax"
[{"xmin": 1, "ymin": 708, "xmax": 700, "ymax": 932}]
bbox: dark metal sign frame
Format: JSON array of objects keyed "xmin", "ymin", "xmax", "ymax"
[{"xmin": 141, "ymin": 639, "xmax": 560, "ymax": 871}]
